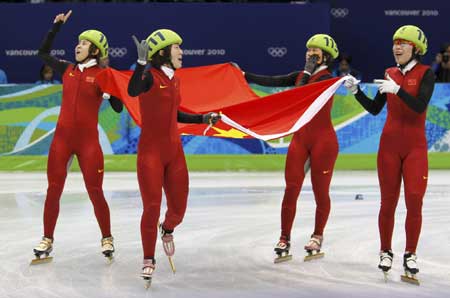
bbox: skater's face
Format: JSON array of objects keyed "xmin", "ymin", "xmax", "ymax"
[
  {"xmin": 392, "ymin": 39, "xmax": 415, "ymax": 65},
  {"xmin": 170, "ymin": 44, "xmax": 183, "ymax": 69},
  {"xmin": 306, "ymin": 48, "xmax": 323, "ymax": 65},
  {"xmin": 75, "ymin": 39, "xmax": 97, "ymax": 63}
]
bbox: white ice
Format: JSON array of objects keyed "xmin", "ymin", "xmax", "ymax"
[{"xmin": 0, "ymin": 171, "xmax": 449, "ymax": 298}]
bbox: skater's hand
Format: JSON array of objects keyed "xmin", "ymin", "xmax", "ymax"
[
  {"xmin": 54, "ymin": 10, "xmax": 72, "ymax": 24},
  {"xmin": 132, "ymin": 35, "xmax": 150, "ymax": 65},
  {"xmin": 304, "ymin": 55, "xmax": 319, "ymax": 75},
  {"xmin": 374, "ymin": 74, "xmax": 400, "ymax": 94},
  {"xmin": 344, "ymin": 75, "xmax": 360, "ymax": 94},
  {"xmin": 202, "ymin": 112, "xmax": 221, "ymax": 125}
]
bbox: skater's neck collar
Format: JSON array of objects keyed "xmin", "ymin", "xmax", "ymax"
[
  {"xmin": 161, "ymin": 65, "xmax": 174, "ymax": 80},
  {"xmin": 397, "ymin": 60, "xmax": 417, "ymax": 75},
  {"xmin": 78, "ymin": 59, "xmax": 97, "ymax": 72},
  {"xmin": 312, "ymin": 65, "xmax": 328, "ymax": 76}
]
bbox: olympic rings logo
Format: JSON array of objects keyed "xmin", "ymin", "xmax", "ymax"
[
  {"xmin": 330, "ymin": 8, "xmax": 349, "ymax": 18},
  {"xmin": 267, "ymin": 47, "xmax": 288, "ymax": 58},
  {"xmin": 108, "ymin": 47, "xmax": 128, "ymax": 58}
]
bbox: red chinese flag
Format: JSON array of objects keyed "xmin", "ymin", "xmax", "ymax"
[{"xmin": 96, "ymin": 64, "xmax": 346, "ymax": 140}]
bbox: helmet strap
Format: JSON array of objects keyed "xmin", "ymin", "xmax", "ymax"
[
  {"xmin": 163, "ymin": 46, "xmax": 176, "ymax": 69},
  {"xmin": 398, "ymin": 48, "xmax": 418, "ymax": 70},
  {"xmin": 78, "ymin": 44, "xmax": 100, "ymax": 64}
]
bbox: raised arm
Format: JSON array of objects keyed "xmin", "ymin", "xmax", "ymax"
[
  {"xmin": 38, "ymin": 10, "xmax": 72, "ymax": 75},
  {"xmin": 127, "ymin": 35, "xmax": 153, "ymax": 97}
]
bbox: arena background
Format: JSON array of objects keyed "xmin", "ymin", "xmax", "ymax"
[
  {"xmin": 1, "ymin": 0, "xmax": 450, "ymax": 166},
  {"xmin": 1, "ymin": 2, "xmax": 450, "ymax": 298}
]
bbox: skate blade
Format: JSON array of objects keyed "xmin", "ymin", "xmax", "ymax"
[
  {"xmin": 30, "ymin": 256, "xmax": 53, "ymax": 265},
  {"xmin": 168, "ymin": 256, "xmax": 176, "ymax": 273},
  {"xmin": 106, "ymin": 256, "xmax": 114, "ymax": 264},
  {"xmin": 401, "ymin": 275, "xmax": 420, "ymax": 286},
  {"xmin": 103, "ymin": 250, "xmax": 114, "ymax": 264},
  {"xmin": 274, "ymin": 255, "xmax": 292, "ymax": 264},
  {"xmin": 143, "ymin": 278, "xmax": 152, "ymax": 289},
  {"xmin": 304, "ymin": 252, "xmax": 324, "ymax": 262}
]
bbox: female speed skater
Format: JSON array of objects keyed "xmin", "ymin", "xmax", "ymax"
[
  {"xmin": 236, "ymin": 34, "xmax": 340, "ymax": 263},
  {"xmin": 344, "ymin": 25, "xmax": 434, "ymax": 284},
  {"xmin": 31, "ymin": 10, "xmax": 123, "ymax": 265},
  {"xmin": 128, "ymin": 29, "xmax": 220, "ymax": 287}
]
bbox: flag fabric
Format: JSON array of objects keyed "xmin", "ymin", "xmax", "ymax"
[{"xmin": 96, "ymin": 64, "xmax": 348, "ymax": 141}]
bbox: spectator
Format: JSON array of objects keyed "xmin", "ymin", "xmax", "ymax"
[
  {"xmin": 0, "ymin": 67, "xmax": 8, "ymax": 84},
  {"xmin": 35, "ymin": 64, "xmax": 61, "ymax": 84},
  {"xmin": 332, "ymin": 53, "xmax": 362, "ymax": 80},
  {"xmin": 433, "ymin": 42, "xmax": 450, "ymax": 82}
]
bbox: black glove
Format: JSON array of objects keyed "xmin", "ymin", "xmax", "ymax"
[
  {"xmin": 304, "ymin": 55, "xmax": 319, "ymax": 74},
  {"xmin": 132, "ymin": 35, "xmax": 149, "ymax": 63},
  {"xmin": 109, "ymin": 96, "xmax": 123, "ymax": 113},
  {"xmin": 202, "ymin": 112, "xmax": 221, "ymax": 125}
]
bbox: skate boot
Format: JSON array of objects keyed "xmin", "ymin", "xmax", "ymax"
[
  {"xmin": 159, "ymin": 223, "xmax": 176, "ymax": 273},
  {"xmin": 31, "ymin": 237, "xmax": 53, "ymax": 265},
  {"xmin": 401, "ymin": 252, "xmax": 420, "ymax": 285},
  {"xmin": 378, "ymin": 250, "xmax": 393, "ymax": 281},
  {"xmin": 141, "ymin": 258, "xmax": 156, "ymax": 289},
  {"xmin": 274, "ymin": 235, "xmax": 292, "ymax": 263},
  {"xmin": 304, "ymin": 234, "xmax": 324, "ymax": 261},
  {"xmin": 101, "ymin": 236, "xmax": 115, "ymax": 263}
]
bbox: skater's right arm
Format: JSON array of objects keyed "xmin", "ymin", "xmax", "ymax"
[
  {"xmin": 244, "ymin": 71, "xmax": 300, "ymax": 87},
  {"xmin": 128, "ymin": 63, "xmax": 154, "ymax": 97},
  {"xmin": 128, "ymin": 35, "xmax": 154, "ymax": 97},
  {"xmin": 354, "ymin": 89, "xmax": 387, "ymax": 116},
  {"xmin": 344, "ymin": 75, "xmax": 386, "ymax": 115},
  {"xmin": 38, "ymin": 11, "xmax": 72, "ymax": 75}
]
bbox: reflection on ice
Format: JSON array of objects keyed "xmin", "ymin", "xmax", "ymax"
[{"xmin": 0, "ymin": 171, "xmax": 449, "ymax": 298}]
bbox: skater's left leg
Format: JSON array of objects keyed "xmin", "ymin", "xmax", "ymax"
[
  {"xmin": 77, "ymin": 139, "xmax": 111, "ymax": 238},
  {"xmin": 402, "ymin": 147, "xmax": 428, "ymax": 254},
  {"xmin": 162, "ymin": 142, "xmax": 189, "ymax": 231}
]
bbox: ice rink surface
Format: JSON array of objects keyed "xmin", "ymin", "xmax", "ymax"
[{"xmin": 1, "ymin": 171, "xmax": 449, "ymax": 298}]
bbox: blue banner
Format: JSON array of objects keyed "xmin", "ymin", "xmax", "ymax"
[
  {"xmin": 1, "ymin": 83, "xmax": 449, "ymax": 155},
  {"xmin": 330, "ymin": 0, "xmax": 450, "ymax": 81},
  {"xmin": 0, "ymin": 3, "xmax": 330, "ymax": 83}
]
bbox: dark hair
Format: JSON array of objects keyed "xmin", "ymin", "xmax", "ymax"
[
  {"xmin": 150, "ymin": 45, "xmax": 172, "ymax": 69},
  {"xmin": 88, "ymin": 43, "xmax": 102, "ymax": 63},
  {"xmin": 39, "ymin": 64, "xmax": 54, "ymax": 82},
  {"xmin": 322, "ymin": 52, "xmax": 334, "ymax": 67},
  {"xmin": 411, "ymin": 46, "xmax": 422, "ymax": 62},
  {"xmin": 338, "ymin": 53, "xmax": 352, "ymax": 64},
  {"xmin": 440, "ymin": 42, "xmax": 450, "ymax": 54}
]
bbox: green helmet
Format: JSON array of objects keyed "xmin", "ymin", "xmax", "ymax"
[
  {"xmin": 393, "ymin": 25, "xmax": 428, "ymax": 55},
  {"xmin": 146, "ymin": 29, "xmax": 183, "ymax": 60},
  {"xmin": 306, "ymin": 34, "xmax": 339, "ymax": 59},
  {"xmin": 78, "ymin": 30, "xmax": 109, "ymax": 59}
]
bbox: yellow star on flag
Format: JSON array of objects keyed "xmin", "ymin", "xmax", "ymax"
[{"xmin": 211, "ymin": 126, "xmax": 248, "ymax": 138}]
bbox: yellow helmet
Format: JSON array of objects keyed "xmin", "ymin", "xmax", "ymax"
[
  {"xmin": 146, "ymin": 29, "xmax": 182, "ymax": 60},
  {"xmin": 306, "ymin": 34, "xmax": 339, "ymax": 59},
  {"xmin": 78, "ymin": 30, "xmax": 109, "ymax": 59},
  {"xmin": 393, "ymin": 25, "xmax": 428, "ymax": 55}
]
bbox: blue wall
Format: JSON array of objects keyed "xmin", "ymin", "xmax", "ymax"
[
  {"xmin": 330, "ymin": 0, "xmax": 450, "ymax": 81},
  {"xmin": 0, "ymin": 3, "xmax": 329, "ymax": 83}
]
